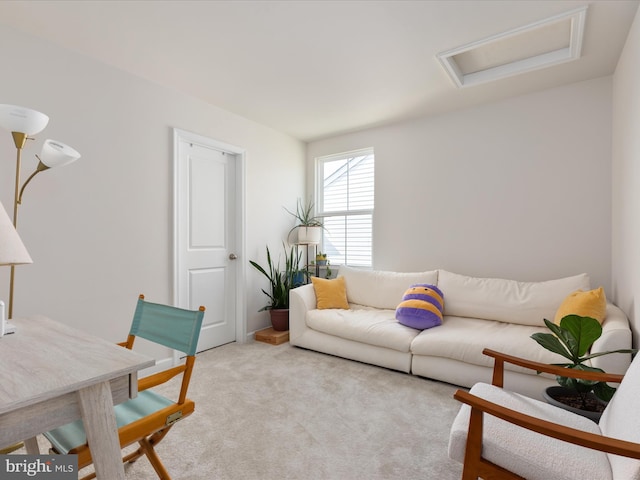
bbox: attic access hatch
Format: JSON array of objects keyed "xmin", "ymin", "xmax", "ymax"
[{"xmin": 437, "ymin": 6, "xmax": 587, "ymax": 88}]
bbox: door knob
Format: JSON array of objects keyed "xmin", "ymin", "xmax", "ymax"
[{"xmin": 229, "ymin": 253, "xmax": 238, "ymax": 260}]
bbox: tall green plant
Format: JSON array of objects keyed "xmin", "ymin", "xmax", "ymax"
[
  {"xmin": 531, "ymin": 315, "xmax": 636, "ymax": 407},
  {"xmin": 249, "ymin": 244, "xmax": 301, "ymax": 311}
]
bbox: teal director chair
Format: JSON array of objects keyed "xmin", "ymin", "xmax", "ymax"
[{"xmin": 44, "ymin": 294, "xmax": 205, "ymax": 480}]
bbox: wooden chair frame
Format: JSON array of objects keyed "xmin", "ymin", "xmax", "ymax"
[
  {"xmin": 455, "ymin": 348, "xmax": 640, "ymax": 480},
  {"xmin": 49, "ymin": 295, "xmax": 205, "ymax": 480}
]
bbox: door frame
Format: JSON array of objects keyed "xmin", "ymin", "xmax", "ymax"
[{"xmin": 172, "ymin": 128, "xmax": 247, "ymax": 351}]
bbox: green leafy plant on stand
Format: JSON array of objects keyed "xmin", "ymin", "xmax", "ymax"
[
  {"xmin": 284, "ymin": 197, "xmax": 324, "ymax": 241},
  {"xmin": 284, "ymin": 197, "xmax": 323, "ymax": 228},
  {"xmin": 324, "ymin": 260, "xmax": 332, "ymax": 279},
  {"xmin": 531, "ymin": 315, "xmax": 637, "ymax": 408}
]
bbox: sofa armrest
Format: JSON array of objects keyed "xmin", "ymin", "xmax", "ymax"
[
  {"xmin": 289, "ymin": 284, "xmax": 317, "ymax": 345},
  {"xmin": 591, "ymin": 303, "xmax": 633, "ymax": 375}
]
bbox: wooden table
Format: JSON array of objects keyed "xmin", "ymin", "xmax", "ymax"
[{"xmin": 0, "ymin": 315, "xmax": 154, "ymax": 479}]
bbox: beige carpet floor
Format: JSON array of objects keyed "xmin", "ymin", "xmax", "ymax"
[{"xmin": 21, "ymin": 341, "xmax": 465, "ymax": 479}]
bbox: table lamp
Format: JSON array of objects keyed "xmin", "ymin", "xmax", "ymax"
[{"xmin": 0, "ymin": 200, "xmax": 32, "ymax": 336}]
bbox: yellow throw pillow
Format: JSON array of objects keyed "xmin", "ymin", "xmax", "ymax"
[
  {"xmin": 311, "ymin": 276, "xmax": 350, "ymax": 310},
  {"xmin": 554, "ymin": 287, "xmax": 606, "ymax": 325}
]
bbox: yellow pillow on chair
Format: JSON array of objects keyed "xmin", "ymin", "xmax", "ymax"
[
  {"xmin": 554, "ymin": 287, "xmax": 606, "ymax": 325},
  {"xmin": 311, "ymin": 276, "xmax": 350, "ymax": 310}
]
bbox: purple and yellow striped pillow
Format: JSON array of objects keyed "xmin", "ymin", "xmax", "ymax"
[{"xmin": 395, "ymin": 284, "xmax": 444, "ymax": 330}]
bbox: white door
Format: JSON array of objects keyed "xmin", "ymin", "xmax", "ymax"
[{"xmin": 174, "ymin": 129, "xmax": 242, "ymax": 352}]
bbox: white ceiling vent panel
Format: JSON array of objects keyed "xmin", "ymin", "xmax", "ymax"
[{"xmin": 437, "ymin": 6, "xmax": 587, "ymax": 88}]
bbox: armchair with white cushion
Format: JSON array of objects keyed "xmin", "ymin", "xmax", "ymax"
[{"xmin": 448, "ymin": 348, "xmax": 640, "ymax": 480}]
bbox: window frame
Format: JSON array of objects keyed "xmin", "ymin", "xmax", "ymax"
[{"xmin": 315, "ymin": 147, "xmax": 375, "ymax": 268}]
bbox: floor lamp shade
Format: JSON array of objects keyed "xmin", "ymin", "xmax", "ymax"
[
  {"xmin": 0, "ymin": 104, "xmax": 49, "ymax": 136},
  {"xmin": 40, "ymin": 139, "xmax": 81, "ymax": 168},
  {"xmin": 0, "ymin": 201, "xmax": 32, "ymax": 266}
]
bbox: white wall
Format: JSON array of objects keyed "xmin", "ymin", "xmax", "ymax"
[
  {"xmin": 0, "ymin": 25, "xmax": 306, "ymax": 359},
  {"xmin": 308, "ymin": 77, "xmax": 613, "ymax": 293},
  {"xmin": 612, "ymin": 8, "xmax": 640, "ymax": 347}
]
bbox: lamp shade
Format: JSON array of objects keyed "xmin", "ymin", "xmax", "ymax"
[
  {"xmin": 0, "ymin": 104, "xmax": 49, "ymax": 136},
  {"xmin": 0, "ymin": 201, "xmax": 32, "ymax": 266},
  {"xmin": 39, "ymin": 139, "xmax": 81, "ymax": 168}
]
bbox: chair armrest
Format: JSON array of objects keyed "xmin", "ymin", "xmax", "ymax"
[
  {"xmin": 454, "ymin": 389, "xmax": 640, "ymax": 459},
  {"xmin": 482, "ymin": 348, "xmax": 625, "ymax": 388},
  {"xmin": 138, "ymin": 364, "xmax": 186, "ymax": 392}
]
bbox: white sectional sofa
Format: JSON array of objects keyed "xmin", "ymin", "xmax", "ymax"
[{"xmin": 289, "ymin": 266, "xmax": 633, "ymax": 399}]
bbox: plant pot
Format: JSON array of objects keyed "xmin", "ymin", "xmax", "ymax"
[
  {"xmin": 316, "ymin": 259, "xmax": 327, "ymax": 266},
  {"xmin": 542, "ymin": 386, "xmax": 605, "ymax": 422},
  {"xmin": 269, "ymin": 308, "xmax": 289, "ymax": 331},
  {"xmin": 297, "ymin": 226, "xmax": 321, "ymax": 244},
  {"xmin": 293, "ymin": 271, "xmax": 306, "ymax": 287}
]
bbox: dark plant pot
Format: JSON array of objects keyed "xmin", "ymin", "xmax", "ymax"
[
  {"xmin": 543, "ymin": 386, "xmax": 605, "ymax": 423},
  {"xmin": 270, "ymin": 308, "xmax": 289, "ymax": 331}
]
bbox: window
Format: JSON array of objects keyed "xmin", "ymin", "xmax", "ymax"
[{"xmin": 316, "ymin": 148, "xmax": 374, "ymax": 267}]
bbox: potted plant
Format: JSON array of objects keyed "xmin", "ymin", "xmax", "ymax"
[
  {"xmin": 285, "ymin": 198, "xmax": 323, "ymax": 244},
  {"xmin": 249, "ymin": 244, "xmax": 301, "ymax": 331},
  {"xmin": 316, "ymin": 252, "xmax": 327, "ymax": 265},
  {"xmin": 531, "ymin": 315, "xmax": 636, "ymax": 421},
  {"xmin": 324, "ymin": 260, "xmax": 333, "ymax": 279}
]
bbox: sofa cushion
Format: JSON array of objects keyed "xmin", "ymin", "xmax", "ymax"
[
  {"xmin": 306, "ymin": 305, "xmax": 420, "ymax": 352},
  {"xmin": 438, "ymin": 270, "xmax": 591, "ymax": 327},
  {"xmin": 554, "ymin": 287, "xmax": 606, "ymax": 325},
  {"xmin": 311, "ymin": 276, "xmax": 350, "ymax": 310},
  {"xmin": 411, "ymin": 315, "xmax": 568, "ymax": 374},
  {"xmin": 338, "ymin": 265, "xmax": 438, "ymax": 310}
]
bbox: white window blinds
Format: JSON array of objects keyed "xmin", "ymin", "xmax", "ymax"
[{"xmin": 317, "ymin": 149, "xmax": 374, "ymax": 267}]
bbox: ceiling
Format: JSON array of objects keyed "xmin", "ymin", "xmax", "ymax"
[{"xmin": 0, "ymin": 0, "xmax": 637, "ymax": 142}]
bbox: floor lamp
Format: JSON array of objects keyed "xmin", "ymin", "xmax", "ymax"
[{"xmin": 0, "ymin": 104, "xmax": 81, "ymax": 319}]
